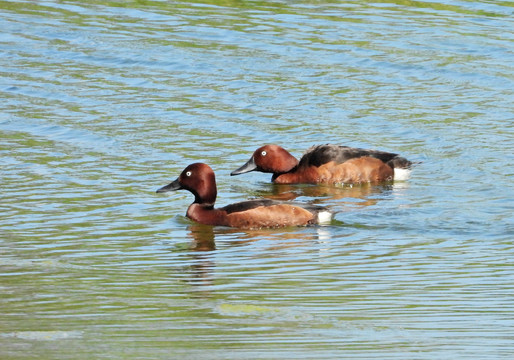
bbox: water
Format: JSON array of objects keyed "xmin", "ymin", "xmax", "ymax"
[{"xmin": 1, "ymin": 0, "xmax": 513, "ymax": 358}]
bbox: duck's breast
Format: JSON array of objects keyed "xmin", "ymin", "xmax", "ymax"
[{"xmin": 186, "ymin": 204, "xmax": 228, "ymax": 227}]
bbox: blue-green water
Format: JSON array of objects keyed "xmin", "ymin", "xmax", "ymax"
[{"xmin": 1, "ymin": 0, "xmax": 513, "ymax": 359}]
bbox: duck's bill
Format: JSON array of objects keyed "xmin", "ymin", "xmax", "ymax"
[
  {"xmin": 156, "ymin": 178, "xmax": 181, "ymax": 193},
  {"xmin": 230, "ymin": 157, "xmax": 257, "ymax": 176}
]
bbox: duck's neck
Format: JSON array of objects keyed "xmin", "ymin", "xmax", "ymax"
[
  {"xmin": 269, "ymin": 156, "xmax": 299, "ymax": 181},
  {"xmin": 186, "ymin": 203, "xmax": 227, "ymax": 226}
]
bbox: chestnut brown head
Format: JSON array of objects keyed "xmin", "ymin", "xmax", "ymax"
[
  {"xmin": 231, "ymin": 145, "xmax": 299, "ymax": 176},
  {"xmin": 157, "ymin": 163, "xmax": 217, "ymax": 206}
]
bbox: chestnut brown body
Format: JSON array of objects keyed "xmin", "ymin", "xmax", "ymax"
[{"xmin": 157, "ymin": 163, "xmax": 331, "ymax": 229}]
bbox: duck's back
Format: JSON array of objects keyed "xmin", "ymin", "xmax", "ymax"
[
  {"xmin": 298, "ymin": 144, "xmax": 401, "ymax": 168},
  {"xmin": 272, "ymin": 144, "xmax": 412, "ymax": 184}
]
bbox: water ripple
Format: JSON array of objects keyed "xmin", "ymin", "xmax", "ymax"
[{"xmin": 1, "ymin": 0, "xmax": 513, "ymax": 359}]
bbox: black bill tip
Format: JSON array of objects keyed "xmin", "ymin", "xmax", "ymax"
[
  {"xmin": 230, "ymin": 157, "xmax": 257, "ymax": 176},
  {"xmin": 156, "ymin": 178, "xmax": 181, "ymax": 193}
]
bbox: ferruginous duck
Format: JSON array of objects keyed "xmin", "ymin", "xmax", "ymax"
[
  {"xmin": 157, "ymin": 163, "xmax": 332, "ymax": 229},
  {"xmin": 231, "ymin": 144, "xmax": 412, "ymax": 184}
]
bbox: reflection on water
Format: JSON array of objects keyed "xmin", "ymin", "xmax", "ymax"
[
  {"xmin": 187, "ymin": 220, "xmax": 336, "ymax": 252},
  {"xmin": 188, "ymin": 223, "xmax": 217, "ymax": 251},
  {"xmin": 1, "ymin": 0, "xmax": 513, "ymax": 359},
  {"xmin": 177, "ymin": 223, "xmax": 341, "ymax": 297},
  {"xmin": 256, "ymin": 182, "xmax": 386, "ymax": 206}
]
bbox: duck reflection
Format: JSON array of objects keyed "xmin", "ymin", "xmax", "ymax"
[
  {"xmin": 177, "ymin": 224, "xmax": 216, "ymax": 290},
  {"xmin": 187, "ymin": 222, "xmax": 324, "ymax": 251},
  {"xmin": 182, "ymin": 220, "xmax": 338, "ymax": 291},
  {"xmin": 188, "ymin": 223, "xmax": 216, "ymax": 251},
  {"xmin": 231, "ymin": 182, "xmax": 391, "ymax": 208}
]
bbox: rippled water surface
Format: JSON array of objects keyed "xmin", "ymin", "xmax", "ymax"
[{"xmin": 1, "ymin": 0, "xmax": 513, "ymax": 358}]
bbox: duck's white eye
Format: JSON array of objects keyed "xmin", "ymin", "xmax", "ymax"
[
  {"xmin": 186, "ymin": 171, "xmax": 192, "ymax": 177},
  {"xmin": 261, "ymin": 151, "xmax": 267, "ymax": 156}
]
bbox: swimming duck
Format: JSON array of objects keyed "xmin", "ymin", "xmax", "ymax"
[
  {"xmin": 231, "ymin": 144, "xmax": 412, "ymax": 184},
  {"xmin": 157, "ymin": 163, "xmax": 332, "ymax": 229}
]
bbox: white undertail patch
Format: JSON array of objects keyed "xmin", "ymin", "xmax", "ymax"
[
  {"xmin": 393, "ymin": 168, "xmax": 412, "ymax": 181},
  {"xmin": 317, "ymin": 210, "xmax": 333, "ymax": 225}
]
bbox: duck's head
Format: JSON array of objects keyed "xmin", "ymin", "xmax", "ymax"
[
  {"xmin": 157, "ymin": 163, "xmax": 217, "ymax": 206},
  {"xmin": 231, "ymin": 145, "xmax": 298, "ymax": 176}
]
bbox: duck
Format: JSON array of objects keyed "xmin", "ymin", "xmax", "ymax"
[
  {"xmin": 231, "ymin": 144, "xmax": 412, "ymax": 185},
  {"xmin": 156, "ymin": 163, "xmax": 333, "ymax": 229}
]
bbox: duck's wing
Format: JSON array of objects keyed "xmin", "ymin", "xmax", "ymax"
[
  {"xmin": 220, "ymin": 199, "xmax": 279, "ymax": 214},
  {"xmin": 220, "ymin": 199, "xmax": 328, "ymax": 214},
  {"xmin": 298, "ymin": 144, "xmax": 401, "ymax": 167}
]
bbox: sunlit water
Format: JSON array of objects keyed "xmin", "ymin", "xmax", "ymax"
[{"xmin": 1, "ymin": 0, "xmax": 513, "ymax": 359}]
